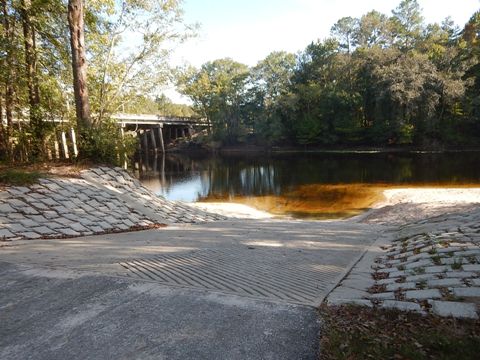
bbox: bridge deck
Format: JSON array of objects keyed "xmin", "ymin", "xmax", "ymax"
[
  {"xmin": 3, "ymin": 113, "xmax": 208, "ymax": 127},
  {"xmin": 113, "ymin": 114, "xmax": 207, "ymax": 127}
]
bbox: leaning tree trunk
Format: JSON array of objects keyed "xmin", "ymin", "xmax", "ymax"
[{"xmin": 67, "ymin": 0, "xmax": 91, "ymax": 131}]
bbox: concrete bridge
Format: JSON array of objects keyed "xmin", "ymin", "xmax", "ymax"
[
  {"xmin": 112, "ymin": 113, "xmax": 207, "ymax": 127},
  {"xmin": 3, "ymin": 113, "xmax": 209, "ymax": 155},
  {"xmin": 112, "ymin": 113, "xmax": 209, "ymax": 153},
  {"xmin": 2, "ymin": 113, "xmax": 207, "ymax": 128}
]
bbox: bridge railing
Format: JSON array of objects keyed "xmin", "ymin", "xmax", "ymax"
[
  {"xmin": 111, "ymin": 113, "xmax": 208, "ymax": 126},
  {"xmin": 2, "ymin": 113, "xmax": 208, "ymax": 127}
]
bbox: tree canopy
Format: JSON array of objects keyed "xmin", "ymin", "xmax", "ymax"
[
  {"xmin": 0, "ymin": 0, "xmax": 193, "ymax": 163},
  {"xmin": 1, "ymin": 0, "xmax": 480, "ymax": 163},
  {"xmin": 178, "ymin": 0, "xmax": 480, "ymax": 148}
]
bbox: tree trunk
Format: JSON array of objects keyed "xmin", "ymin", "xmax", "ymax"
[
  {"xmin": 21, "ymin": 0, "xmax": 43, "ymax": 156},
  {"xmin": 0, "ymin": 92, "xmax": 4, "ymax": 153},
  {"xmin": 2, "ymin": 0, "xmax": 15, "ymax": 156},
  {"xmin": 21, "ymin": 0, "xmax": 40, "ymax": 109},
  {"xmin": 67, "ymin": 0, "xmax": 91, "ymax": 130}
]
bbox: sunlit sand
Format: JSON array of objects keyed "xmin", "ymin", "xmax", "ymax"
[{"xmin": 191, "ymin": 186, "xmax": 480, "ymax": 222}]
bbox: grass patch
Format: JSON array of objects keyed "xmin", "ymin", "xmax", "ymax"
[
  {"xmin": 0, "ymin": 169, "xmax": 43, "ymax": 186},
  {"xmin": 451, "ymin": 259, "xmax": 463, "ymax": 270},
  {"xmin": 432, "ymin": 255, "xmax": 442, "ymax": 265},
  {"xmin": 417, "ymin": 280, "xmax": 427, "ymax": 289},
  {"xmin": 412, "ymin": 267, "xmax": 426, "ymax": 275},
  {"xmin": 319, "ymin": 305, "xmax": 480, "ymax": 360}
]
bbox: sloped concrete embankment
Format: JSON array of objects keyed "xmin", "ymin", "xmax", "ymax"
[
  {"xmin": 327, "ymin": 206, "xmax": 480, "ymax": 319},
  {"xmin": 0, "ymin": 167, "xmax": 225, "ymax": 241}
]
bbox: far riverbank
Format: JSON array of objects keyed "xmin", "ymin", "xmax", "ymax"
[{"xmin": 169, "ymin": 141, "xmax": 480, "ymax": 154}]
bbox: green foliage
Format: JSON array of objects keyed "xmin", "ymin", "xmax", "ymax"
[
  {"xmin": 2, "ymin": 0, "xmax": 478, "ymax": 159},
  {"xmin": 247, "ymin": 51, "xmax": 296, "ymax": 144},
  {"xmin": 78, "ymin": 120, "xmax": 137, "ymax": 166},
  {"xmin": 354, "ymin": 10, "xmax": 393, "ymax": 48},
  {"xmin": 391, "ymin": 0, "xmax": 424, "ymax": 50},
  {"xmin": 86, "ymin": 0, "xmax": 196, "ymax": 124},
  {"xmin": 171, "ymin": 0, "xmax": 479, "ymax": 149},
  {"xmin": 0, "ymin": 169, "xmax": 42, "ymax": 186},
  {"xmin": 331, "ymin": 16, "xmax": 357, "ymax": 53},
  {"xmin": 155, "ymin": 95, "xmax": 197, "ymax": 117},
  {"xmin": 0, "ymin": 0, "xmax": 192, "ymax": 164},
  {"xmin": 177, "ymin": 58, "xmax": 249, "ymax": 143},
  {"xmin": 120, "ymin": 94, "xmax": 196, "ymax": 117}
]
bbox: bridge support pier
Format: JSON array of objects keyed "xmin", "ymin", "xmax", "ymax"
[
  {"xmin": 149, "ymin": 128, "xmax": 157, "ymax": 151},
  {"xmin": 142, "ymin": 131, "xmax": 149, "ymax": 153},
  {"xmin": 157, "ymin": 125, "xmax": 165, "ymax": 153},
  {"xmin": 60, "ymin": 131, "xmax": 69, "ymax": 159},
  {"xmin": 54, "ymin": 137, "xmax": 60, "ymax": 159},
  {"xmin": 70, "ymin": 128, "xmax": 78, "ymax": 158}
]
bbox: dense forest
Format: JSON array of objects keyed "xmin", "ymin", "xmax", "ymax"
[
  {"xmin": 178, "ymin": 0, "xmax": 480, "ymax": 148},
  {"xmin": 1, "ymin": 0, "xmax": 479, "ymax": 165}
]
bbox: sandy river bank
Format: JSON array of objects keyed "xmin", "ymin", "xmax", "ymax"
[{"xmin": 189, "ymin": 187, "xmax": 480, "ymax": 224}]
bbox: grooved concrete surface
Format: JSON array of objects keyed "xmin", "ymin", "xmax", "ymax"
[
  {"xmin": 0, "ymin": 219, "xmax": 382, "ymax": 359},
  {"xmin": 121, "ymin": 248, "xmax": 344, "ymax": 305},
  {"xmin": 0, "ymin": 262, "xmax": 320, "ymax": 360}
]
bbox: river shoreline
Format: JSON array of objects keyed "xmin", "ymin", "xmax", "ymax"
[
  {"xmin": 1, "ymin": 166, "xmax": 479, "ymax": 230},
  {"xmin": 188, "ymin": 187, "xmax": 480, "ymax": 225},
  {"xmin": 171, "ymin": 142, "xmax": 480, "ymax": 154},
  {"xmin": 1, "ymin": 167, "xmax": 479, "ymax": 321}
]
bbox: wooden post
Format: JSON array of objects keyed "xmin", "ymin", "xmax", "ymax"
[
  {"xmin": 61, "ymin": 131, "xmax": 69, "ymax": 159},
  {"xmin": 149, "ymin": 128, "xmax": 157, "ymax": 151},
  {"xmin": 140, "ymin": 153, "xmax": 146, "ymax": 174},
  {"xmin": 45, "ymin": 136, "xmax": 53, "ymax": 160},
  {"xmin": 54, "ymin": 135, "xmax": 60, "ymax": 159},
  {"xmin": 136, "ymin": 130, "xmax": 142, "ymax": 151},
  {"xmin": 120, "ymin": 125, "xmax": 127, "ymax": 169},
  {"xmin": 152, "ymin": 154, "xmax": 158, "ymax": 173},
  {"xmin": 188, "ymin": 126, "xmax": 193, "ymax": 139},
  {"xmin": 157, "ymin": 125, "xmax": 165, "ymax": 153},
  {"xmin": 181, "ymin": 128, "xmax": 186, "ymax": 139},
  {"xmin": 60, "ymin": 130, "xmax": 70, "ymax": 159},
  {"xmin": 161, "ymin": 152, "xmax": 166, "ymax": 187},
  {"xmin": 70, "ymin": 127, "xmax": 78, "ymax": 157}
]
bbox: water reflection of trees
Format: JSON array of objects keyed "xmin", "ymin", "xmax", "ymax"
[
  {"xmin": 202, "ymin": 162, "xmax": 281, "ymax": 199},
  {"xmin": 137, "ymin": 151, "xmax": 480, "ymax": 200}
]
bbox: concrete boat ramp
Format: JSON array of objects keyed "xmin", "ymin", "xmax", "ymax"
[{"xmin": 0, "ymin": 219, "xmax": 382, "ymax": 359}]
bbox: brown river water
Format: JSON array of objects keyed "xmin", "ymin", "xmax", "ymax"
[{"xmin": 136, "ymin": 151, "xmax": 480, "ymax": 219}]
